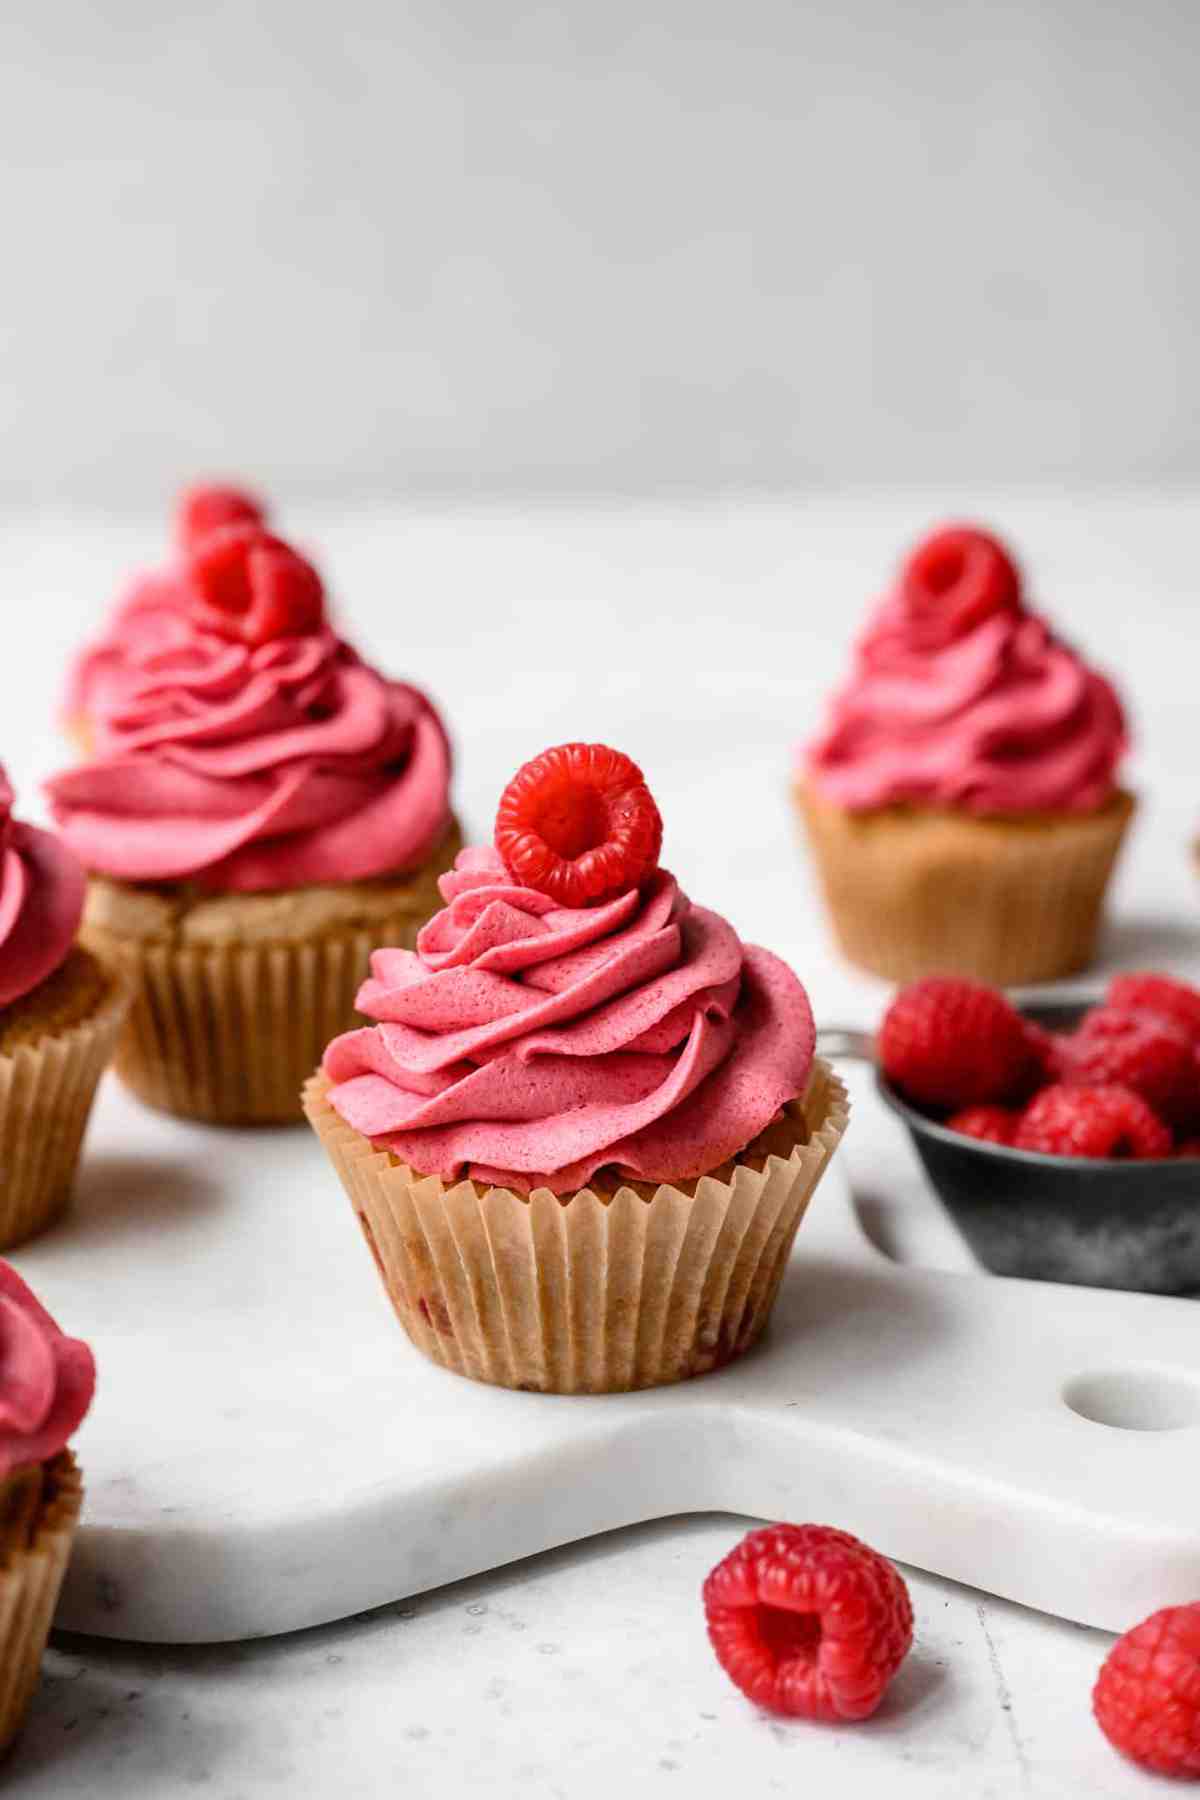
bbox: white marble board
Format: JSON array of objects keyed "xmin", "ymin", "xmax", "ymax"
[{"xmin": 5, "ymin": 1070, "xmax": 1198, "ymax": 1646}]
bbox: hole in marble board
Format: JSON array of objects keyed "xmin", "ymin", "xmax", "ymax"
[{"xmin": 1062, "ymin": 1368, "xmax": 1200, "ymax": 1432}]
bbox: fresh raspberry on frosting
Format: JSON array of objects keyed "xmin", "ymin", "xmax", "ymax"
[
  {"xmin": 703, "ymin": 1523, "xmax": 913, "ymax": 1721},
  {"xmin": 175, "ymin": 482, "xmax": 266, "ymax": 551},
  {"xmin": 0, "ymin": 1262, "xmax": 94, "ymax": 1481},
  {"xmin": 186, "ymin": 524, "xmax": 325, "ymax": 646},
  {"xmin": 898, "ymin": 524, "xmax": 1022, "ymax": 651},
  {"xmin": 495, "ymin": 743, "xmax": 663, "ymax": 907},
  {"xmin": 322, "ymin": 748, "xmax": 814, "ymax": 1194}
]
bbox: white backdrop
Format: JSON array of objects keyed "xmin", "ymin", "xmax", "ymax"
[{"xmin": 1, "ymin": 1, "xmax": 1197, "ymax": 504}]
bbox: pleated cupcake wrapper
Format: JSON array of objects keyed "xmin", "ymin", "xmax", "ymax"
[
  {"xmin": 798, "ymin": 782, "xmax": 1135, "ymax": 987},
  {"xmin": 0, "ymin": 1452, "xmax": 83, "ymax": 1756},
  {"xmin": 0, "ymin": 977, "xmax": 129, "ymax": 1252},
  {"xmin": 85, "ymin": 898, "xmax": 449, "ymax": 1127},
  {"xmin": 304, "ymin": 1059, "xmax": 849, "ymax": 1394}
]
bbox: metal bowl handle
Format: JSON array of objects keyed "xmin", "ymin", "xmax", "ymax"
[{"xmin": 815, "ymin": 1025, "xmax": 874, "ymax": 1063}]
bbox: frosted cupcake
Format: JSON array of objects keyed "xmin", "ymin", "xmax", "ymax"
[
  {"xmin": 305, "ymin": 743, "xmax": 848, "ymax": 1394},
  {"xmin": 0, "ymin": 1262, "xmax": 94, "ymax": 1752},
  {"xmin": 798, "ymin": 524, "xmax": 1132, "ymax": 986},
  {"xmin": 0, "ymin": 772, "xmax": 127, "ymax": 1248},
  {"xmin": 48, "ymin": 486, "xmax": 460, "ymax": 1124}
]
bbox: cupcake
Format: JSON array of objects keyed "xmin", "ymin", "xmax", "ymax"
[
  {"xmin": 0, "ymin": 772, "xmax": 127, "ymax": 1248},
  {"xmin": 48, "ymin": 484, "xmax": 460, "ymax": 1125},
  {"xmin": 305, "ymin": 743, "xmax": 848, "ymax": 1394},
  {"xmin": 0, "ymin": 1262, "xmax": 94, "ymax": 1753},
  {"xmin": 797, "ymin": 524, "xmax": 1133, "ymax": 986}
]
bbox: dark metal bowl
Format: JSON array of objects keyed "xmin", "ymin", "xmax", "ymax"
[{"xmin": 842, "ymin": 1001, "xmax": 1200, "ymax": 1296}]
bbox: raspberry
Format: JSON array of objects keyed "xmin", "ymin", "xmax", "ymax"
[
  {"xmin": 176, "ymin": 482, "xmax": 266, "ymax": 550},
  {"xmin": 494, "ymin": 743, "xmax": 663, "ymax": 907},
  {"xmin": 878, "ymin": 978, "xmax": 1032, "ymax": 1110},
  {"xmin": 1178, "ymin": 1140, "xmax": 1200, "ymax": 1159},
  {"xmin": 703, "ymin": 1524, "xmax": 913, "ymax": 1721},
  {"xmin": 186, "ymin": 525, "xmax": 324, "ymax": 645},
  {"xmin": 945, "ymin": 1105, "xmax": 1019, "ymax": 1146},
  {"xmin": 1107, "ymin": 972, "xmax": 1200, "ymax": 1048},
  {"xmin": 1022, "ymin": 1020, "xmax": 1067, "ymax": 1085},
  {"xmin": 1058, "ymin": 1007, "xmax": 1196, "ymax": 1128},
  {"xmin": 1014, "ymin": 1084, "xmax": 1171, "ymax": 1160},
  {"xmin": 897, "ymin": 524, "xmax": 1022, "ymax": 650},
  {"xmin": 1094, "ymin": 1603, "xmax": 1200, "ymax": 1778}
]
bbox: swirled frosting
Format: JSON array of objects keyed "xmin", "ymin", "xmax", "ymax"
[
  {"xmin": 51, "ymin": 579, "xmax": 452, "ymax": 892},
  {"xmin": 806, "ymin": 539, "xmax": 1126, "ymax": 816},
  {"xmin": 0, "ymin": 1262, "xmax": 95, "ymax": 1482},
  {"xmin": 323, "ymin": 846, "xmax": 815, "ymax": 1194},
  {"xmin": 0, "ymin": 771, "xmax": 85, "ymax": 1010}
]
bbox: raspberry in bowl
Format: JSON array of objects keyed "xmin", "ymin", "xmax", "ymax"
[
  {"xmin": 797, "ymin": 523, "xmax": 1133, "ymax": 986},
  {"xmin": 48, "ymin": 482, "xmax": 461, "ymax": 1125},
  {"xmin": 874, "ymin": 974, "xmax": 1200, "ymax": 1294},
  {"xmin": 304, "ymin": 743, "xmax": 849, "ymax": 1393}
]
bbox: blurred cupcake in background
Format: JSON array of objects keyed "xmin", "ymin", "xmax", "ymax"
[
  {"xmin": 796, "ymin": 524, "xmax": 1132, "ymax": 986},
  {"xmin": 48, "ymin": 484, "xmax": 460, "ymax": 1125},
  {"xmin": 0, "ymin": 1263, "xmax": 94, "ymax": 1753},
  {"xmin": 0, "ymin": 771, "xmax": 127, "ymax": 1248},
  {"xmin": 305, "ymin": 742, "xmax": 848, "ymax": 1395},
  {"xmin": 64, "ymin": 482, "xmax": 267, "ymax": 758}
]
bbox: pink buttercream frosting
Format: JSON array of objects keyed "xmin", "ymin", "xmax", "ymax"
[
  {"xmin": 0, "ymin": 1262, "xmax": 95, "ymax": 1482},
  {"xmin": 50, "ymin": 574, "xmax": 452, "ymax": 892},
  {"xmin": 805, "ymin": 540, "xmax": 1126, "ymax": 816},
  {"xmin": 0, "ymin": 770, "xmax": 85, "ymax": 1010},
  {"xmin": 323, "ymin": 846, "xmax": 816, "ymax": 1194}
]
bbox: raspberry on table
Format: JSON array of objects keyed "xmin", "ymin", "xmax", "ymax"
[
  {"xmin": 1108, "ymin": 972, "xmax": 1200, "ymax": 1047},
  {"xmin": 945, "ymin": 1105, "xmax": 1019, "ymax": 1146},
  {"xmin": 186, "ymin": 525, "xmax": 325, "ymax": 645},
  {"xmin": 703, "ymin": 1523, "xmax": 913, "ymax": 1721},
  {"xmin": 878, "ymin": 977, "xmax": 1033, "ymax": 1110},
  {"xmin": 176, "ymin": 482, "xmax": 266, "ymax": 550},
  {"xmin": 1094, "ymin": 1602, "xmax": 1200, "ymax": 1778},
  {"xmin": 1014, "ymin": 1084, "xmax": 1171, "ymax": 1160},
  {"xmin": 494, "ymin": 743, "xmax": 663, "ymax": 907},
  {"xmin": 1058, "ymin": 1007, "xmax": 1196, "ymax": 1129}
]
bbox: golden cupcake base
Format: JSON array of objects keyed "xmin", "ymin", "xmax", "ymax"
[
  {"xmin": 797, "ymin": 781, "xmax": 1135, "ymax": 987},
  {"xmin": 0, "ymin": 951, "xmax": 129, "ymax": 1250},
  {"xmin": 0, "ymin": 1452, "xmax": 83, "ymax": 1756},
  {"xmin": 82, "ymin": 820, "xmax": 462, "ymax": 1126},
  {"xmin": 304, "ymin": 1059, "xmax": 849, "ymax": 1395}
]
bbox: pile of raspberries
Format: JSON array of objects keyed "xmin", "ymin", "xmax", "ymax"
[{"xmin": 879, "ymin": 971, "xmax": 1200, "ymax": 1160}]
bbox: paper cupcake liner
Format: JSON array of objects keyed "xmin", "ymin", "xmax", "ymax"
[
  {"xmin": 304, "ymin": 1059, "xmax": 849, "ymax": 1394},
  {"xmin": 83, "ymin": 835, "xmax": 461, "ymax": 1126},
  {"xmin": 0, "ymin": 1452, "xmax": 83, "ymax": 1756},
  {"xmin": 797, "ymin": 782, "xmax": 1135, "ymax": 987},
  {"xmin": 0, "ymin": 965, "xmax": 129, "ymax": 1251}
]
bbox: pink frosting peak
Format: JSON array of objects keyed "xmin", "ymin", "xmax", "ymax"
[
  {"xmin": 0, "ymin": 770, "xmax": 85, "ymax": 1009},
  {"xmin": 805, "ymin": 525, "xmax": 1126, "ymax": 815},
  {"xmin": 0, "ymin": 1262, "xmax": 95, "ymax": 1481},
  {"xmin": 51, "ymin": 578, "xmax": 452, "ymax": 892},
  {"xmin": 323, "ymin": 847, "xmax": 815, "ymax": 1195}
]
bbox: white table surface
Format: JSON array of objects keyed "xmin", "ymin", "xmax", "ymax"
[{"xmin": 4, "ymin": 491, "xmax": 1197, "ymax": 1797}]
